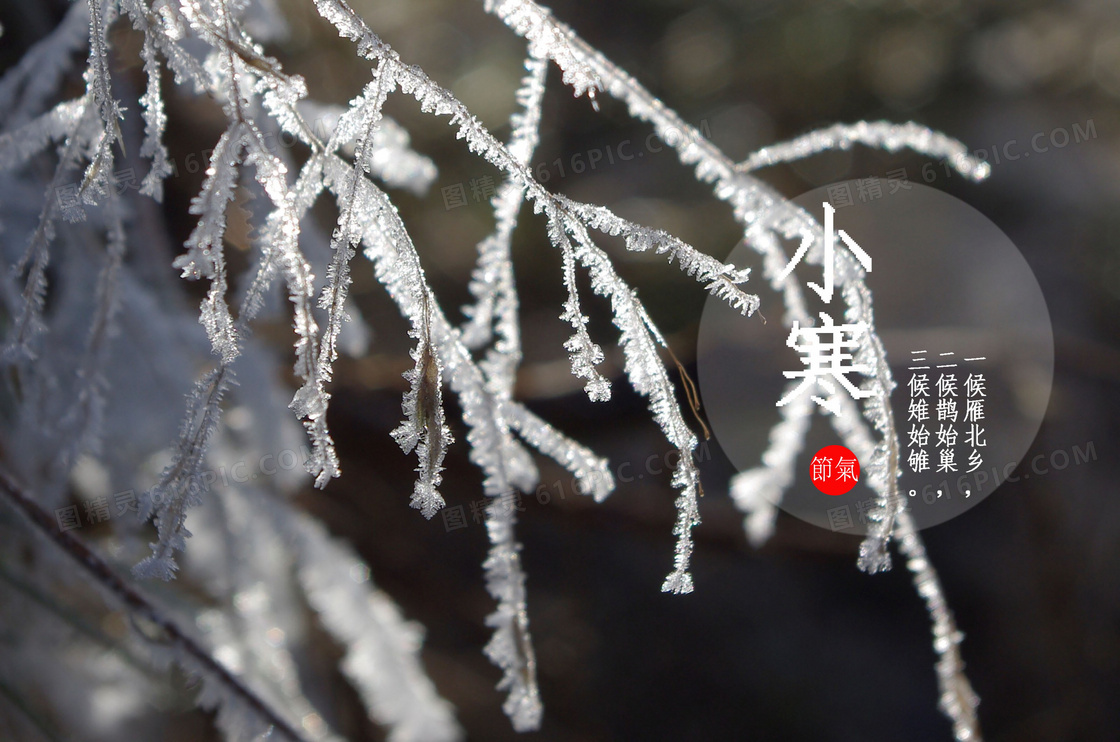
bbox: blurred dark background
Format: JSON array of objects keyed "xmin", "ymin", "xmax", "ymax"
[{"xmin": 3, "ymin": 0, "xmax": 1118, "ymax": 740}]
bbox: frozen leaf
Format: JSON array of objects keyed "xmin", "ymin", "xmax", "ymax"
[{"xmin": 391, "ymin": 292, "xmax": 453, "ymax": 520}]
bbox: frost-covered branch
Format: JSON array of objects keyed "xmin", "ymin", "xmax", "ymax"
[
  {"xmin": 736, "ymin": 120, "xmax": 990, "ymax": 180},
  {"xmin": 0, "ymin": 469, "xmax": 310, "ymax": 742},
  {"xmin": 548, "ymin": 208, "xmax": 704, "ymax": 593},
  {"xmin": 729, "ymin": 383, "xmax": 813, "ymax": 547},
  {"xmin": 313, "ymin": 0, "xmax": 760, "ymax": 319},
  {"xmin": 319, "ymin": 150, "xmax": 544, "ymax": 729},
  {"xmin": 0, "ymin": 1, "xmax": 89, "ymax": 128},
  {"xmin": 824, "ymin": 401, "xmax": 981, "ymax": 741},
  {"xmin": 283, "ymin": 509, "xmax": 463, "ymax": 742},
  {"xmin": 894, "ymin": 509, "xmax": 982, "ymax": 742}
]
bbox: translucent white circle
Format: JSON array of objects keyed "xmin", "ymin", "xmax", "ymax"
[{"xmin": 697, "ymin": 182, "xmax": 1053, "ymax": 535}]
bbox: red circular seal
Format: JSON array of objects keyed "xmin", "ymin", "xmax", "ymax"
[{"xmin": 809, "ymin": 445, "xmax": 860, "ymax": 496}]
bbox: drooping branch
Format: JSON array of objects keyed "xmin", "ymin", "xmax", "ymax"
[{"xmin": 0, "ymin": 469, "xmax": 309, "ymax": 742}]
